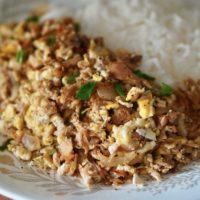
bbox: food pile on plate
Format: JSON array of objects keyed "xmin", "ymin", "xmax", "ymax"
[{"xmin": 0, "ymin": 16, "xmax": 200, "ymax": 187}]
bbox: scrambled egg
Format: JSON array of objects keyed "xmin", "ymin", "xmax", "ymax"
[
  {"xmin": 126, "ymin": 86, "xmax": 145, "ymax": 102},
  {"xmin": 92, "ymin": 74, "xmax": 103, "ymax": 82},
  {"xmin": 112, "ymin": 121, "xmax": 135, "ymax": 145},
  {"xmin": 2, "ymin": 104, "xmax": 16, "ymax": 122},
  {"xmin": 105, "ymin": 102, "xmax": 119, "ymax": 110},
  {"xmin": 25, "ymin": 104, "xmax": 46, "ymax": 136},
  {"xmin": 137, "ymin": 91, "xmax": 155, "ymax": 119}
]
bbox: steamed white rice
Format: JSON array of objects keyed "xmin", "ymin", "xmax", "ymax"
[{"xmin": 46, "ymin": 0, "xmax": 200, "ymax": 85}]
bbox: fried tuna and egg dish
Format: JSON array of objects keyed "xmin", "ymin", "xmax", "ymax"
[{"xmin": 0, "ymin": 16, "xmax": 200, "ymax": 187}]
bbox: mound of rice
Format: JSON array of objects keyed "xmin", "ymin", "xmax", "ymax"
[{"xmin": 47, "ymin": 0, "xmax": 200, "ymax": 85}]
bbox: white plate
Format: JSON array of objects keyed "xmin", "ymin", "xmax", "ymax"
[
  {"xmin": 1, "ymin": 150, "xmax": 200, "ymax": 200},
  {"xmin": 0, "ymin": 0, "xmax": 200, "ymax": 199}
]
